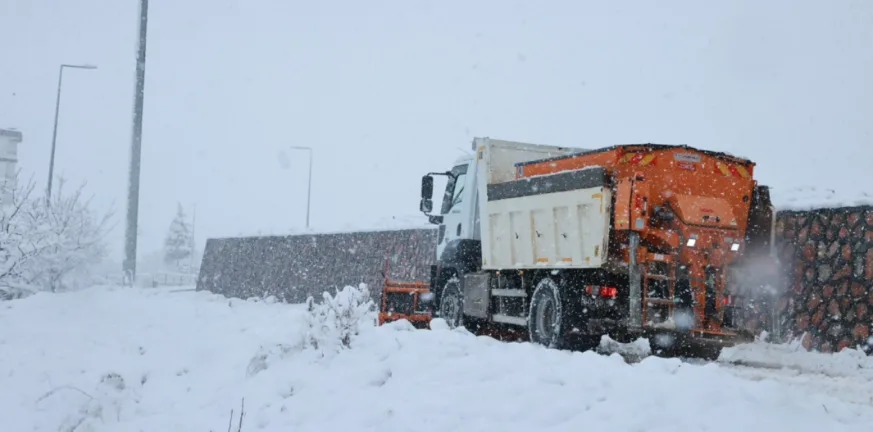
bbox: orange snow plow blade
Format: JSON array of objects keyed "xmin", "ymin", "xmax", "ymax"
[{"xmin": 378, "ymin": 278, "xmax": 433, "ymax": 329}]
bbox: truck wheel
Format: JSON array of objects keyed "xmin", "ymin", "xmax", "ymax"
[
  {"xmin": 438, "ymin": 279, "xmax": 463, "ymax": 329},
  {"xmin": 528, "ymin": 278, "xmax": 566, "ymax": 349}
]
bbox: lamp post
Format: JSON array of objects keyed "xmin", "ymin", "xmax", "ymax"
[
  {"xmin": 47, "ymin": 64, "xmax": 97, "ymax": 200},
  {"xmin": 290, "ymin": 146, "xmax": 313, "ymax": 230}
]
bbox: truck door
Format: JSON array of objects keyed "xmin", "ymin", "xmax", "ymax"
[
  {"xmin": 435, "ymin": 160, "xmax": 482, "ymax": 262},
  {"xmin": 437, "ymin": 163, "xmax": 469, "ymax": 252}
]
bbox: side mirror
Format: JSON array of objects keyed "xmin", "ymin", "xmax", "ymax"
[
  {"xmin": 420, "ymin": 175, "xmax": 435, "ymax": 214},
  {"xmin": 421, "ymin": 175, "xmax": 434, "ymax": 200},
  {"xmin": 420, "ymin": 198, "xmax": 433, "ymax": 213}
]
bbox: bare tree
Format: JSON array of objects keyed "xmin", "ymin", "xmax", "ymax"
[{"xmin": 0, "ymin": 173, "xmax": 112, "ymax": 299}]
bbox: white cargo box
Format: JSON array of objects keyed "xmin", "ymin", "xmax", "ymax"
[{"xmin": 474, "ymin": 140, "xmax": 612, "ymax": 270}]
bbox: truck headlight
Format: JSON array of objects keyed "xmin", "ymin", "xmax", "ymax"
[
  {"xmin": 730, "ymin": 243, "xmax": 740, "ymax": 252},
  {"xmin": 420, "ymin": 292, "xmax": 435, "ymax": 304}
]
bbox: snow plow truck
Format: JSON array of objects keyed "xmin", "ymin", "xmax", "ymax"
[{"xmin": 379, "ymin": 137, "xmax": 779, "ymax": 354}]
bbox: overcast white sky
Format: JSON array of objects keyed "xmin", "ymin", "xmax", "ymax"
[{"xmin": 1, "ymin": 0, "xmax": 872, "ymax": 263}]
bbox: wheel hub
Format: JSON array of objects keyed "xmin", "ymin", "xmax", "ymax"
[
  {"xmin": 440, "ymin": 291, "xmax": 461, "ymax": 326},
  {"xmin": 535, "ymin": 295, "xmax": 556, "ymax": 341}
]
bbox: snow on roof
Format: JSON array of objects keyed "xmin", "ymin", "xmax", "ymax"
[
  {"xmin": 452, "ymin": 153, "xmax": 474, "ymax": 166},
  {"xmin": 771, "ymin": 186, "xmax": 873, "ymax": 212},
  {"xmin": 0, "ymin": 128, "xmax": 23, "ymax": 142}
]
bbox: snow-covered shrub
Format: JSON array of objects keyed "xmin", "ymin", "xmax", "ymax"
[
  {"xmin": 0, "ymin": 175, "xmax": 110, "ymax": 299},
  {"xmin": 302, "ymin": 283, "xmax": 376, "ymax": 354},
  {"xmin": 246, "ymin": 284, "xmax": 377, "ymax": 375}
]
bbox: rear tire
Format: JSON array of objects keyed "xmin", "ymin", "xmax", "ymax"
[
  {"xmin": 528, "ymin": 278, "xmax": 567, "ymax": 349},
  {"xmin": 438, "ymin": 279, "xmax": 463, "ymax": 329}
]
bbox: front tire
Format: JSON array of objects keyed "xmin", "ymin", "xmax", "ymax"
[
  {"xmin": 438, "ymin": 279, "xmax": 463, "ymax": 329},
  {"xmin": 528, "ymin": 278, "xmax": 566, "ymax": 349}
]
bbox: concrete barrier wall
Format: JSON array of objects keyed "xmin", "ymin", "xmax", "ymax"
[
  {"xmin": 197, "ymin": 207, "xmax": 873, "ymax": 354},
  {"xmin": 196, "ymin": 228, "xmax": 438, "ymax": 303}
]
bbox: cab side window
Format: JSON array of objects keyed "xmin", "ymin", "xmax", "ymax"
[
  {"xmin": 449, "ymin": 172, "xmax": 467, "ymax": 209},
  {"xmin": 440, "ymin": 164, "xmax": 468, "ymax": 214}
]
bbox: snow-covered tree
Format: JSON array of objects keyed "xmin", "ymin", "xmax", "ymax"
[
  {"xmin": 163, "ymin": 203, "xmax": 194, "ymax": 269},
  {"xmin": 0, "ymin": 175, "xmax": 111, "ymax": 299}
]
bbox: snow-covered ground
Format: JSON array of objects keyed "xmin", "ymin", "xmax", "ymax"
[
  {"xmin": 3, "ymin": 286, "xmax": 873, "ymax": 432},
  {"xmin": 719, "ymin": 337, "xmax": 873, "ymax": 379}
]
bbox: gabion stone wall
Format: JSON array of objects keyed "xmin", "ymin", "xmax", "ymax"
[
  {"xmin": 196, "ymin": 228, "xmax": 438, "ymax": 303},
  {"xmin": 196, "ymin": 207, "xmax": 873, "ymax": 354},
  {"xmin": 774, "ymin": 207, "xmax": 873, "ymax": 354}
]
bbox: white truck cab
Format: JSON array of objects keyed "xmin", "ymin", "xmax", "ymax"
[
  {"xmin": 418, "ymin": 138, "xmax": 583, "ymax": 324},
  {"xmin": 431, "ymin": 154, "xmax": 477, "ymax": 260},
  {"xmin": 423, "ymin": 138, "xmax": 583, "ymax": 264}
]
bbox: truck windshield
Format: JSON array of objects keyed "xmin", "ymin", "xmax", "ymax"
[{"xmin": 441, "ymin": 164, "xmax": 468, "ymax": 214}]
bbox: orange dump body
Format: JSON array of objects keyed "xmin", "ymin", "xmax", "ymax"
[{"xmin": 516, "ymin": 145, "xmax": 758, "ymax": 333}]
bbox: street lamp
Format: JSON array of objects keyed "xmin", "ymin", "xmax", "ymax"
[
  {"xmin": 47, "ymin": 63, "xmax": 97, "ymax": 200},
  {"xmin": 290, "ymin": 146, "xmax": 313, "ymax": 230}
]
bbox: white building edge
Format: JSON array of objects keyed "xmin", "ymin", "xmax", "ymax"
[{"xmin": 0, "ymin": 128, "xmax": 23, "ymax": 207}]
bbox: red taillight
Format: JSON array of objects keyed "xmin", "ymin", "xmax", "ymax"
[{"xmin": 585, "ymin": 285, "xmax": 618, "ymax": 298}]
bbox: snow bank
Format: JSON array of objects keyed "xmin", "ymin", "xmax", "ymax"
[
  {"xmin": 3, "ymin": 286, "xmax": 873, "ymax": 431},
  {"xmin": 0, "ymin": 286, "xmax": 306, "ymax": 431},
  {"xmin": 596, "ymin": 335, "xmax": 652, "ymax": 362},
  {"xmin": 719, "ymin": 338, "xmax": 873, "ymax": 379},
  {"xmin": 772, "ymin": 186, "xmax": 873, "ymax": 211}
]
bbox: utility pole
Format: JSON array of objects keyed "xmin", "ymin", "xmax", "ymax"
[
  {"xmin": 124, "ymin": 0, "xmax": 149, "ymax": 285},
  {"xmin": 290, "ymin": 146, "xmax": 313, "ymax": 229},
  {"xmin": 47, "ymin": 64, "xmax": 97, "ymax": 200}
]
